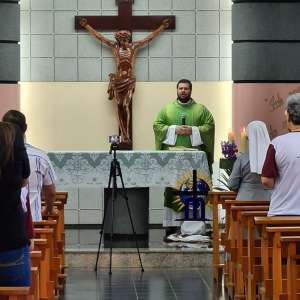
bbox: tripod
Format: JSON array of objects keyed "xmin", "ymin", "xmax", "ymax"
[{"xmin": 94, "ymin": 144, "xmax": 144, "ymax": 275}]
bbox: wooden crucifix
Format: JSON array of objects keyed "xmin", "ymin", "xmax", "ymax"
[{"xmin": 75, "ymin": 0, "xmax": 176, "ymax": 150}]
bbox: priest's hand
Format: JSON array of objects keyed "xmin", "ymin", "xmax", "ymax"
[
  {"xmin": 182, "ymin": 125, "xmax": 192, "ymax": 135},
  {"xmin": 176, "ymin": 125, "xmax": 192, "ymax": 135}
]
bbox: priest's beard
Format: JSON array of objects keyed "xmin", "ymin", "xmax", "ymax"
[{"xmin": 177, "ymin": 92, "xmax": 191, "ymax": 103}]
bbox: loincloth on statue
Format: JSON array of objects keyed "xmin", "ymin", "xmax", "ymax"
[{"xmin": 107, "ymin": 73, "xmax": 136, "ymax": 101}]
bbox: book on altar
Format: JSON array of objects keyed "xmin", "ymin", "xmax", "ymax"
[{"xmin": 168, "ymin": 146, "xmax": 198, "ymax": 151}]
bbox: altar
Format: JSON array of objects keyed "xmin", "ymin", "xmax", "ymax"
[
  {"xmin": 48, "ymin": 150, "xmax": 210, "ymax": 188},
  {"xmin": 48, "ymin": 150, "xmax": 210, "ymax": 227}
]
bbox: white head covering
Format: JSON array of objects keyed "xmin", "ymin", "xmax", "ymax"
[{"xmin": 246, "ymin": 121, "xmax": 270, "ymax": 174}]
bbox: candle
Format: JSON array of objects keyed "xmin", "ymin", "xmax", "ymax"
[
  {"xmin": 239, "ymin": 127, "xmax": 247, "ymax": 153},
  {"xmin": 228, "ymin": 131, "xmax": 235, "ymax": 143}
]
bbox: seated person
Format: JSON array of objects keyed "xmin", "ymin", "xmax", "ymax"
[
  {"xmin": 0, "ymin": 122, "xmax": 31, "ymax": 286},
  {"xmin": 262, "ymin": 93, "xmax": 300, "ymax": 215},
  {"xmin": 228, "ymin": 121, "xmax": 271, "ymax": 200}
]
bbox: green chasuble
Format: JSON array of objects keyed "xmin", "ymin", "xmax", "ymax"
[
  {"xmin": 153, "ymin": 98, "xmax": 215, "ymax": 170},
  {"xmin": 153, "ymin": 98, "xmax": 214, "ymax": 212}
]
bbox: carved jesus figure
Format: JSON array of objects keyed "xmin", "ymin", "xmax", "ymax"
[{"xmin": 80, "ymin": 18, "xmax": 170, "ymax": 143}]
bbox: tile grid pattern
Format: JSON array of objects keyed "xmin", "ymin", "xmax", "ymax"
[
  {"xmin": 60, "ymin": 184, "xmax": 164, "ymax": 225},
  {"xmin": 60, "ymin": 160, "xmax": 220, "ymax": 229},
  {"xmin": 61, "ymin": 267, "xmax": 219, "ymax": 300},
  {"xmin": 20, "ymin": 0, "xmax": 232, "ymax": 82}
]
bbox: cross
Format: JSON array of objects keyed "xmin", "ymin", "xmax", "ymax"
[
  {"xmin": 75, "ymin": 0, "xmax": 175, "ymax": 32},
  {"xmin": 75, "ymin": 0, "xmax": 175, "ymax": 150},
  {"xmin": 172, "ymin": 170, "xmax": 209, "ymax": 221}
]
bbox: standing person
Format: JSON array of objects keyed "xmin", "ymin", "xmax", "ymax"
[
  {"xmin": 80, "ymin": 17, "xmax": 170, "ymax": 143},
  {"xmin": 0, "ymin": 122, "xmax": 31, "ymax": 286},
  {"xmin": 153, "ymin": 79, "xmax": 215, "ymax": 235},
  {"xmin": 261, "ymin": 93, "xmax": 300, "ymax": 215},
  {"xmin": 228, "ymin": 121, "xmax": 271, "ymax": 200},
  {"xmin": 3, "ymin": 110, "xmax": 57, "ymax": 221}
]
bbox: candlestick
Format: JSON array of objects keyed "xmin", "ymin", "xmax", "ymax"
[
  {"xmin": 228, "ymin": 131, "xmax": 235, "ymax": 143},
  {"xmin": 239, "ymin": 127, "xmax": 247, "ymax": 153}
]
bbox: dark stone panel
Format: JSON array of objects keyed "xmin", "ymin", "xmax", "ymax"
[
  {"xmin": 104, "ymin": 188, "xmax": 149, "ymax": 236},
  {"xmin": 232, "ymin": 43, "xmax": 300, "ymax": 81},
  {"xmin": 0, "ymin": 43, "xmax": 20, "ymax": 81},
  {"xmin": 233, "ymin": 3, "xmax": 300, "ymax": 41},
  {"xmin": 0, "ymin": 2, "xmax": 20, "ymax": 42}
]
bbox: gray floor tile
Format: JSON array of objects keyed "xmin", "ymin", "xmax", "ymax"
[{"xmin": 61, "ymin": 267, "xmax": 225, "ymax": 300}]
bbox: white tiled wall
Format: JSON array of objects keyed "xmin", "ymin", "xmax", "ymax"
[{"xmin": 20, "ymin": 0, "xmax": 232, "ymax": 81}]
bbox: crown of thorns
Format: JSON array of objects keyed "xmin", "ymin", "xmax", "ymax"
[{"xmin": 115, "ymin": 31, "xmax": 131, "ymax": 40}]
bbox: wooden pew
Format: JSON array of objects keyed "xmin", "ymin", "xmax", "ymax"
[
  {"xmin": 227, "ymin": 205, "xmax": 269, "ymax": 298},
  {"xmin": 33, "ymin": 228, "xmax": 55, "ymax": 300},
  {"xmin": 30, "ymin": 251, "xmax": 42, "ymax": 268},
  {"xmin": 42, "ymin": 192, "xmax": 67, "ymax": 272},
  {"xmin": 0, "ymin": 288, "xmax": 30, "ymax": 300},
  {"xmin": 28, "ymin": 267, "xmax": 39, "ymax": 300},
  {"xmin": 208, "ymin": 191, "xmax": 237, "ymax": 281},
  {"xmin": 0, "ymin": 267, "xmax": 39, "ymax": 300},
  {"xmin": 53, "ymin": 191, "xmax": 68, "ymax": 242},
  {"xmin": 45, "ymin": 213, "xmax": 66, "ymax": 292},
  {"xmin": 239, "ymin": 210, "xmax": 268, "ymax": 300},
  {"xmin": 42, "ymin": 191, "xmax": 67, "ymax": 244},
  {"xmin": 265, "ymin": 227, "xmax": 300, "ymax": 300},
  {"xmin": 281, "ymin": 236, "xmax": 300, "ymax": 300},
  {"xmin": 221, "ymin": 200, "xmax": 269, "ymax": 293},
  {"xmin": 222, "ymin": 200, "xmax": 270, "ymax": 245},
  {"xmin": 254, "ymin": 217, "xmax": 300, "ymax": 300},
  {"xmin": 42, "ymin": 191, "xmax": 68, "ymax": 293},
  {"xmin": 54, "ymin": 191, "xmax": 68, "ymax": 205}
]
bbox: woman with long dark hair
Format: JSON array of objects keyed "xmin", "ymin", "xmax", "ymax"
[{"xmin": 0, "ymin": 121, "xmax": 31, "ymax": 286}]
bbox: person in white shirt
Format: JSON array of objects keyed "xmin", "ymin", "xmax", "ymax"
[
  {"xmin": 3, "ymin": 110, "xmax": 57, "ymax": 221},
  {"xmin": 261, "ymin": 93, "xmax": 300, "ymax": 215}
]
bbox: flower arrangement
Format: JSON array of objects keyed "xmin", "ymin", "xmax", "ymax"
[
  {"xmin": 221, "ymin": 140, "xmax": 238, "ymax": 160},
  {"xmin": 218, "ymin": 134, "xmax": 238, "ymax": 189}
]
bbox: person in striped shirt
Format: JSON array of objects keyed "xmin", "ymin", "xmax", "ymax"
[{"xmin": 2, "ymin": 110, "xmax": 57, "ymax": 221}]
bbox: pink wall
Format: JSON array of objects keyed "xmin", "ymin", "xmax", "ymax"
[
  {"xmin": 0, "ymin": 84, "xmax": 20, "ymax": 119},
  {"xmin": 232, "ymin": 83, "xmax": 300, "ymax": 143}
]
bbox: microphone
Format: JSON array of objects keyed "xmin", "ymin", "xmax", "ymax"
[{"xmin": 181, "ymin": 113, "xmax": 186, "ymax": 125}]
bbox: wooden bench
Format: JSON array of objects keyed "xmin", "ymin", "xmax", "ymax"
[
  {"xmin": 42, "ymin": 192, "xmax": 67, "ymax": 272},
  {"xmin": 265, "ymin": 227, "xmax": 300, "ymax": 300},
  {"xmin": 0, "ymin": 267, "xmax": 39, "ymax": 300},
  {"xmin": 208, "ymin": 191, "xmax": 237, "ymax": 281},
  {"xmin": 227, "ymin": 205, "xmax": 269, "ymax": 298},
  {"xmin": 42, "ymin": 191, "xmax": 67, "ymax": 245},
  {"xmin": 0, "ymin": 288, "xmax": 30, "ymax": 300},
  {"xmin": 221, "ymin": 200, "xmax": 269, "ymax": 293},
  {"xmin": 28, "ymin": 267, "xmax": 39, "ymax": 300},
  {"xmin": 254, "ymin": 217, "xmax": 300, "ymax": 300},
  {"xmin": 239, "ymin": 210, "xmax": 268, "ymax": 300},
  {"xmin": 222, "ymin": 200, "xmax": 270, "ymax": 243},
  {"xmin": 33, "ymin": 228, "xmax": 55, "ymax": 300},
  {"xmin": 280, "ymin": 236, "xmax": 300, "ymax": 300},
  {"xmin": 42, "ymin": 191, "xmax": 68, "ymax": 293}
]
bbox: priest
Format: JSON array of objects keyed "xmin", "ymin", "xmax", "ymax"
[{"xmin": 153, "ymin": 79, "xmax": 215, "ymax": 236}]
